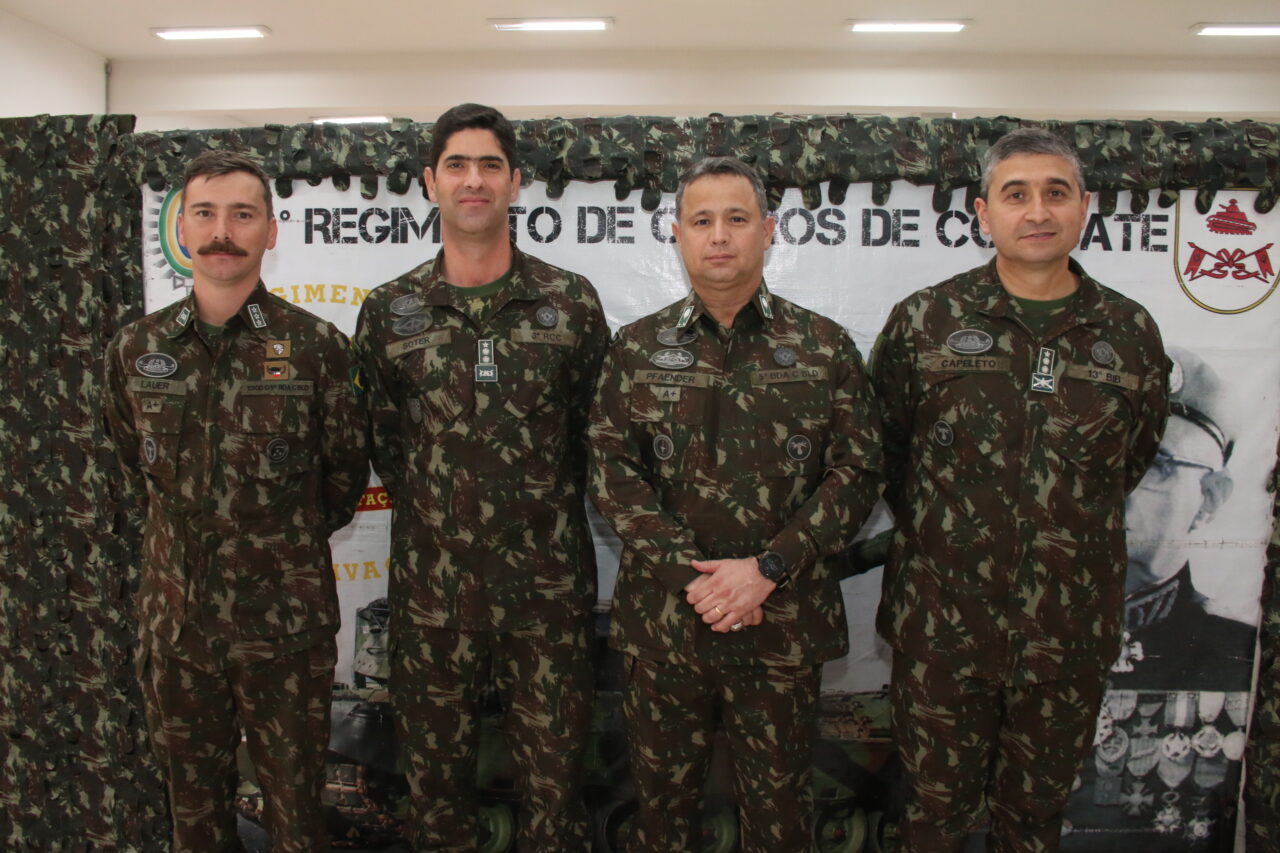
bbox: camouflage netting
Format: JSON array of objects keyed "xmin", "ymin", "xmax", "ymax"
[
  {"xmin": 0, "ymin": 115, "xmax": 169, "ymax": 848},
  {"xmin": 2, "ymin": 112, "xmax": 1279, "ymax": 848},
  {"xmin": 119, "ymin": 115, "xmax": 1280, "ymax": 217}
]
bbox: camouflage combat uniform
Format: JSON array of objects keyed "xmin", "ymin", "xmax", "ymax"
[
  {"xmin": 104, "ymin": 283, "xmax": 369, "ymax": 852},
  {"xmin": 589, "ymin": 283, "xmax": 882, "ymax": 852},
  {"xmin": 873, "ymin": 258, "xmax": 1169, "ymax": 852},
  {"xmin": 353, "ymin": 246, "xmax": 608, "ymax": 851}
]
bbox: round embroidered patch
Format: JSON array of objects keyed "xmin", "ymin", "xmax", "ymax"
[
  {"xmin": 536, "ymin": 306, "xmax": 559, "ymax": 328},
  {"xmin": 786, "ymin": 434, "xmax": 812, "ymax": 461},
  {"xmin": 265, "ymin": 437, "xmax": 290, "ymax": 463},
  {"xmin": 653, "ymin": 434, "xmax": 675, "ymax": 461},
  {"xmin": 932, "ymin": 421, "xmax": 954, "ymax": 447}
]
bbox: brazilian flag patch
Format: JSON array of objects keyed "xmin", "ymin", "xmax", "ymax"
[{"xmin": 350, "ymin": 365, "xmax": 365, "ymax": 397}]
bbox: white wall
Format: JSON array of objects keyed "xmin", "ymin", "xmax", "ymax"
[
  {"xmin": 111, "ymin": 49, "xmax": 1280, "ymax": 131},
  {"xmin": 0, "ymin": 9, "xmax": 105, "ymax": 118}
]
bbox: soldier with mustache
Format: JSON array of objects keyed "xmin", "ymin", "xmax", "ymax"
[{"xmin": 104, "ymin": 150, "xmax": 369, "ymax": 851}]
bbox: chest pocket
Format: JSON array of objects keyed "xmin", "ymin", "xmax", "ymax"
[
  {"xmin": 1055, "ymin": 370, "xmax": 1134, "ymax": 472},
  {"xmin": 230, "ymin": 383, "xmax": 316, "ymax": 480},
  {"xmin": 392, "ymin": 330, "xmax": 472, "ymax": 434},
  {"xmin": 133, "ymin": 392, "xmax": 186, "ymax": 481},
  {"xmin": 752, "ymin": 372, "xmax": 831, "ymax": 477},
  {"xmin": 628, "ymin": 376, "xmax": 710, "ymax": 481},
  {"xmin": 499, "ymin": 331, "xmax": 572, "ymax": 421}
]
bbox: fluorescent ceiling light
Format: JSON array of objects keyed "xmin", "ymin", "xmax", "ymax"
[
  {"xmin": 313, "ymin": 116, "xmax": 392, "ymax": 125},
  {"xmin": 490, "ymin": 18, "xmax": 612, "ymax": 32},
  {"xmin": 153, "ymin": 26, "xmax": 270, "ymax": 41},
  {"xmin": 850, "ymin": 20, "xmax": 966, "ymax": 33},
  {"xmin": 1194, "ymin": 23, "xmax": 1280, "ymax": 36}
]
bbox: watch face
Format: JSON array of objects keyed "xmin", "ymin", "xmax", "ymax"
[{"xmin": 759, "ymin": 553, "xmax": 784, "ymax": 581}]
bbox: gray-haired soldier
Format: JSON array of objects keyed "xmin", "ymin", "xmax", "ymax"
[{"xmin": 873, "ymin": 127, "xmax": 1169, "ymax": 851}]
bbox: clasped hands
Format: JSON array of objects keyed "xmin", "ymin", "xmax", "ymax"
[{"xmin": 684, "ymin": 556, "xmax": 777, "ymax": 634}]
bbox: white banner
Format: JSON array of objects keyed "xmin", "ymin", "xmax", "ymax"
[{"xmin": 143, "ymin": 178, "xmax": 1279, "ymax": 694}]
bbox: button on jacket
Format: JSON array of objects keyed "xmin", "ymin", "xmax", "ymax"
[
  {"xmin": 353, "ymin": 247, "xmax": 610, "ymax": 631},
  {"xmin": 589, "ymin": 283, "xmax": 883, "ymax": 666},
  {"xmin": 104, "ymin": 283, "xmax": 369, "ymax": 650},
  {"xmin": 873, "ymin": 259, "xmax": 1169, "ymax": 683}
]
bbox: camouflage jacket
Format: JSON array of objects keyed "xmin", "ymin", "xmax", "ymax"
[
  {"xmin": 873, "ymin": 259, "xmax": 1169, "ymax": 684},
  {"xmin": 589, "ymin": 283, "xmax": 883, "ymax": 666},
  {"xmin": 353, "ymin": 246, "xmax": 609, "ymax": 632},
  {"xmin": 104, "ymin": 283, "xmax": 368, "ymax": 652}
]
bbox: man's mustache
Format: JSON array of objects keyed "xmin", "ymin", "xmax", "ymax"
[{"xmin": 197, "ymin": 240, "xmax": 249, "ymax": 257}]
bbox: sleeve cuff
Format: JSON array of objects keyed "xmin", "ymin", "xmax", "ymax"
[
  {"xmin": 647, "ymin": 542, "xmax": 704, "ymax": 595},
  {"xmin": 766, "ymin": 526, "xmax": 819, "ymax": 579}
]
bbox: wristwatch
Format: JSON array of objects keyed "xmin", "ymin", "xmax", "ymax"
[{"xmin": 756, "ymin": 551, "xmax": 791, "ymax": 588}]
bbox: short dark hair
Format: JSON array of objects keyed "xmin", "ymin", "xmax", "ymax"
[
  {"xmin": 183, "ymin": 150, "xmax": 274, "ymax": 216},
  {"xmin": 675, "ymin": 156, "xmax": 769, "ymax": 220},
  {"xmin": 981, "ymin": 127, "xmax": 1086, "ymax": 198},
  {"xmin": 428, "ymin": 103, "xmax": 519, "ymax": 174}
]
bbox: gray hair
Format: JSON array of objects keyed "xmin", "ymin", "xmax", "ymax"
[
  {"xmin": 675, "ymin": 156, "xmax": 769, "ymax": 219},
  {"xmin": 981, "ymin": 127, "xmax": 1086, "ymax": 199}
]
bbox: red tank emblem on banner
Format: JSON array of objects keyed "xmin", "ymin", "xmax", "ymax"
[
  {"xmin": 1183, "ymin": 200, "xmax": 1273, "ymax": 283},
  {"xmin": 1175, "ymin": 192, "xmax": 1279, "ymax": 314}
]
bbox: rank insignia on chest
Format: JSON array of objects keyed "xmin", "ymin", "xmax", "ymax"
[
  {"xmin": 476, "ymin": 339, "xmax": 497, "ymax": 382},
  {"xmin": 264, "ymin": 361, "xmax": 290, "ymax": 380},
  {"xmin": 266, "ymin": 339, "xmax": 291, "ymax": 359},
  {"xmin": 1031, "ymin": 347, "xmax": 1057, "ymax": 393},
  {"xmin": 247, "ymin": 304, "xmax": 267, "ymax": 329}
]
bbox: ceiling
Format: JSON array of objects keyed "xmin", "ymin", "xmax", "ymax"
[{"xmin": 4, "ymin": 0, "xmax": 1280, "ymax": 61}]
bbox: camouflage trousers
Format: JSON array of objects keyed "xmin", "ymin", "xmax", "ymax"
[
  {"xmin": 622, "ymin": 655, "xmax": 821, "ymax": 853},
  {"xmin": 890, "ymin": 653, "xmax": 1104, "ymax": 853},
  {"xmin": 390, "ymin": 620, "xmax": 593, "ymax": 852},
  {"xmin": 138, "ymin": 637, "xmax": 336, "ymax": 853}
]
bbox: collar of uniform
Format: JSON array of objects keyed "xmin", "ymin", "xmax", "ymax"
[
  {"xmin": 418, "ymin": 244, "xmax": 541, "ymax": 307},
  {"xmin": 164, "ymin": 290, "xmax": 199, "ymax": 339},
  {"xmin": 674, "ymin": 290, "xmax": 707, "ymax": 330},
  {"xmin": 679, "ymin": 280, "xmax": 775, "ymax": 331},
  {"xmin": 975, "ymin": 257, "xmax": 1107, "ymax": 325},
  {"xmin": 1123, "ymin": 565, "xmax": 1195, "ymax": 632},
  {"xmin": 748, "ymin": 280, "xmax": 776, "ymax": 326},
  {"xmin": 232, "ymin": 281, "xmax": 275, "ymax": 341}
]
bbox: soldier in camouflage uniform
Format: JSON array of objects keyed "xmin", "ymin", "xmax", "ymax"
[
  {"xmin": 872, "ymin": 128, "xmax": 1169, "ymax": 852},
  {"xmin": 352, "ymin": 104, "xmax": 609, "ymax": 851},
  {"xmin": 104, "ymin": 151, "xmax": 369, "ymax": 851},
  {"xmin": 589, "ymin": 156, "xmax": 883, "ymax": 852}
]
